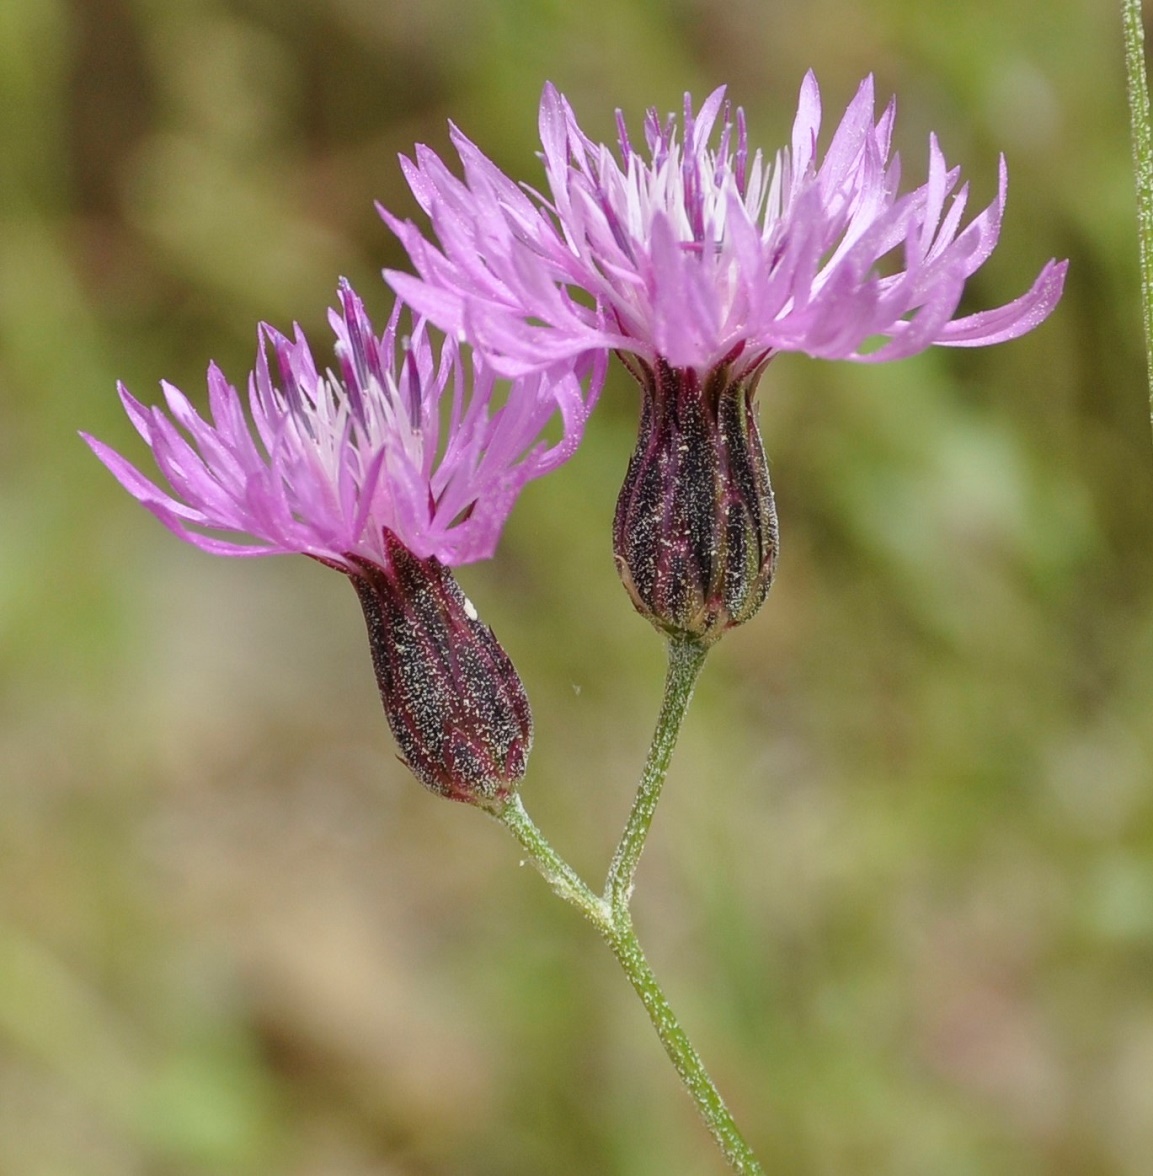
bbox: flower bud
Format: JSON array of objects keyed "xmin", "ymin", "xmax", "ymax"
[
  {"xmin": 350, "ymin": 531, "xmax": 532, "ymax": 807},
  {"xmin": 613, "ymin": 358, "xmax": 778, "ymax": 645}
]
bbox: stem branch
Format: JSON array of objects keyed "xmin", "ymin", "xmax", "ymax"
[
  {"xmin": 494, "ymin": 636, "xmax": 764, "ymax": 1173},
  {"xmin": 499, "ymin": 794, "xmax": 610, "ymax": 932}
]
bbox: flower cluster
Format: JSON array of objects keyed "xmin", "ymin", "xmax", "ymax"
[{"xmin": 89, "ymin": 72, "xmax": 1066, "ymax": 786}]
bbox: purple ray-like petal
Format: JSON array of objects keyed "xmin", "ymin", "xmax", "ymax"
[
  {"xmin": 86, "ymin": 283, "xmax": 602, "ymax": 571},
  {"xmin": 381, "ymin": 73, "xmax": 1066, "ymax": 379}
]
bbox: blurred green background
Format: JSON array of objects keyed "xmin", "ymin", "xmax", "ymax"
[{"xmin": 0, "ymin": 0, "xmax": 1144, "ymax": 1172}]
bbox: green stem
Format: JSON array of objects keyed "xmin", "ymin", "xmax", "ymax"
[
  {"xmin": 606, "ymin": 636, "xmax": 709, "ymax": 914},
  {"xmin": 499, "ymin": 794, "xmax": 611, "ymax": 932},
  {"xmin": 603, "ymin": 907, "xmax": 765, "ymax": 1174},
  {"xmin": 496, "ymin": 797, "xmax": 763, "ymax": 1173},
  {"xmin": 1123, "ymin": 0, "xmax": 1153, "ymax": 421},
  {"xmin": 494, "ymin": 637, "xmax": 764, "ymax": 1174}
]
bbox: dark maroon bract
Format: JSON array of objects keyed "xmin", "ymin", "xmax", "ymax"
[
  {"xmin": 613, "ymin": 356, "xmax": 777, "ymax": 644},
  {"xmin": 351, "ymin": 531, "xmax": 532, "ymax": 805}
]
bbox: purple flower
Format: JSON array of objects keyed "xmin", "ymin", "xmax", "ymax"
[
  {"xmin": 383, "ymin": 72, "xmax": 1067, "ymax": 379},
  {"xmin": 84, "ymin": 280, "xmax": 600, "ymax": 571},
  {"xmin": 85, "ymin": 281, "xmax": 602, "ymax": 802},
  {"xmin": 382, "ymin": 74, "xmax": 1068, "ymax": 646}
]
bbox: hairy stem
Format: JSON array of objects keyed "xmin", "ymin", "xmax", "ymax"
[
  {"xmin": 500, "ymin": 794, "xmax": 610, "ymax": 932},
  {"xmin": 602, "ymin": 906, "xmax": 765, "ymax": 1174},
  {"xmin": 1123, "ymin": 0, "xmax": 1153, "ymax": 423},
  {"xmin": 606, "ymin": 637, "xmax": 709, "ymax": 914}
]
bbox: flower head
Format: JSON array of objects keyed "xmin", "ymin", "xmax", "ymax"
[
  {"xmin": 83, "ymin": 279, "xmax": 601, "ymax": 572},
  {"xmin": 85, "ymin": 280, "xmax": 602, "ymax": 803},
  {"xmin": 382, "ymin": 74, "xmax": 1068, "ymax": 645},
  {"xmin": 383, "ymin": 73, "xmax": 1067, "ymax": 379}
]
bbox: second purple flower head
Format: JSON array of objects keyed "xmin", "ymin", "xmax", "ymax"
[{"xmin": 382, "ymin": 73, "xmax": 1067, "ymax": 644}]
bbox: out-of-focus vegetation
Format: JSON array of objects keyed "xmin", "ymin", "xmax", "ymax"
[{"xmin": 0, "ymin": 0, "xmax": 1146, "ymax": 1172}]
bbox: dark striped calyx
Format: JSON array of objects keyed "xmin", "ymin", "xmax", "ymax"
[
  {"xmin": 350, "ymin": 531, "xmax": 532, "ymax": 807},
  {"xmin": 613, "ymin": 357, "xmax": 778, "ymax": 645}
]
